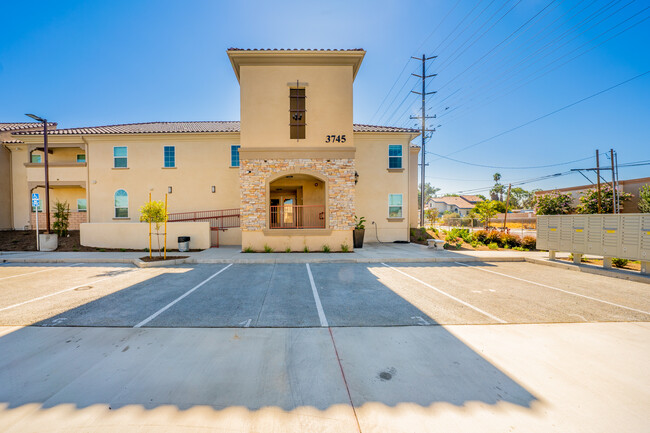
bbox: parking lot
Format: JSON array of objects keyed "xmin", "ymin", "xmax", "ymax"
[
  {"xmin": 1, "ymin": 260, "xmax": 649, "ymax": 433},
  {"xmin": 0, "ymin": 261, "xmax": 648, "ymax": 328}
]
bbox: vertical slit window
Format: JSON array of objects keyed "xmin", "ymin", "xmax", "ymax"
[
  {"xmin": 231, "ymin": 145, "xmax": 240, "ymax": 167},
  {"xmin": 164, "ymin": 146, "xmax": 175, "ymax": 168},
  {"xmin": 290, "ymin": 87, "xmax": 306, "ymax": 140},
  {"xmin": 114, "ymin": 189, "xmax": 128, "ymax": 218}
]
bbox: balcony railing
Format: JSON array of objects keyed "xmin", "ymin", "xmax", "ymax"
[{"xmin": 270, "ymin": 205, "xmax": 326, "ymax": 229}]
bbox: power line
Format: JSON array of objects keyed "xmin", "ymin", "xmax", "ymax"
[
  {"xmin": 429, "ymin": 69, "xmax": 650, "ymax": 161},
  {"xmin": 425, "ymin": 153, "xmax": 598, "ymax": 169}
]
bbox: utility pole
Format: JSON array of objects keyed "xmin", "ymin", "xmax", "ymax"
[
  {"xmin": 596, "ymin": 150, "xmax": 602, "ymax": 214},
  {"xmin": 610, "ymin": 149, "xmax": 616, "ymax": 214},
  {"xmin": 410, "ymin": 54, "xmax": 437, "ymax": 227},
  {"xmin": 503, "ymin": 183, "xmax": 512, "ymax": 230}
]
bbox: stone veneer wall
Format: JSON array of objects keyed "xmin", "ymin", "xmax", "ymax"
[{"xmin": 240, "ymin": 158, "xmax": 355, "ymax": 231}]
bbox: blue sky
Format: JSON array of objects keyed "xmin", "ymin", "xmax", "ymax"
[{"xmin": 2, "ymin": 0, "xmax": 648, "ymax": 195}]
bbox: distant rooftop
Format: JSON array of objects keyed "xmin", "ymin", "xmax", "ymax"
[
  {"xmin": 227, "ymin": 48, "xmax": 364, "ymax": 52},
  {"xmin": 14, "ymin": 121, "xmax": 418, "ymax": 136}
]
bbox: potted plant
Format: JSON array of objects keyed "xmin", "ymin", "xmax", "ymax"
[{"xmin": 354, "ymin": 216, "xmax": 366, "ymax": 248}]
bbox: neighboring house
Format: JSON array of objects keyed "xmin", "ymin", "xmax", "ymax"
[
  {"xmin": 6, "ymin": 48, "xmax": 421, "ymax": 251},
  {"xmin": 535, "ymin": 177, "xmax": 650, "ymax": 213},
  {"xmin": 426, "ymin": 195, "xmax": 483, "ymax": 217},
  {"xmin": 0, "ymin": 122, "xmax": 57, "ymax": 229}
]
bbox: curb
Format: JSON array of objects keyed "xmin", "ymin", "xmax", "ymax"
[
  {"xmin": 186, "ymin": 256, "xmax": 528, "ymax": 264},
  {"xmin": 133, "ymin": 258, "xmax": 189, "ymax": 268},
  {"xmin": 525, "ymin": 257, "xmax": 650, "ymax": 285}
]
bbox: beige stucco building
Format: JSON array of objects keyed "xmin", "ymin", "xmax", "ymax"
[{"xmin": 4, "ymin": 49, "xmax": 420, "ymax": 251}]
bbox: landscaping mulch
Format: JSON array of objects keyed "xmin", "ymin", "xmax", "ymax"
[
  {"xmin": 139, "ymin": 255, "xmax": 189, "ymax": 262},
  {"xmin": 558, "ymin": 257, "xmax": 641, "ymax": 272}
]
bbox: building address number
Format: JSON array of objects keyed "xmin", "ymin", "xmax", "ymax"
[{"xmin": 325, "ymin": 135, "xmax": 346, "ymax": 143}]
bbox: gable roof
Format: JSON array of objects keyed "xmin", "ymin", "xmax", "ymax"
[
  {"xmin": 14, "ymin": 121, "xmax": 418, "ymax": 135},
  {"xmin": 429, "ymin": 196, "xmax": 481, "ymax": 209}
]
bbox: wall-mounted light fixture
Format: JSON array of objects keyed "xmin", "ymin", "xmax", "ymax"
[
  {"xmin": 211, "ymin": 186, "xmax": 216, "ymax": 193},
  {"xmin": 168, "ymin": 186, "xmax": 172, "ymax": 194}
]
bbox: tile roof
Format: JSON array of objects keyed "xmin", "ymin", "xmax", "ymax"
[
  {"xmin": 1, "ymin": 139, "xmax": 24, "ymax": 144},
  {"xmin": 0, "ymin": 122, "xmax": 56, "ymax": 132},
  {"xmin": 15, "ymin": 121, "xmax": 418, "ymax": 135},
  {"xmin": 430, "ymin": 196, "xmax": 478, "ymax": 209},
  {"xmin": 458, "ymin": 195, "xmax": 483, "ymax": 203},
  {"xmin": 227, "ymin": 48, "xmax": 364, "ymax": 52}
]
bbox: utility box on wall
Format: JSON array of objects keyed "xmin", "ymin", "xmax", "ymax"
[{"xmin": 537, "ymin": 214, "xmax": 650, "ymax": 262}]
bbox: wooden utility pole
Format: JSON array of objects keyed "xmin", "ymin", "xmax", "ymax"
[
  {"xmin": 503, "ymin": 183, "xmax": 512, "ymax": 230},
  {"xmin": 596, "ymin": 150, "xmax": 602, "ymax": 214}
]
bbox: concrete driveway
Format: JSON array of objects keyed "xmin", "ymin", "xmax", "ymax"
[{"xmin": 0, "ymin": 261, "xmax": 649, "ymax": 432}]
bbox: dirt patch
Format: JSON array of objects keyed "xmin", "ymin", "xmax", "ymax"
[
  {"xmin": 139, "ymin": 255, "xmax": 189, "ymax": 262},
  {"xmin": 558, "ymin": 257, "xmax": 641, "ymax": 272}
]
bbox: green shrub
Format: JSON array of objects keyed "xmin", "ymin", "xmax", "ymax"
[
  {"xmin": 303, "ymin": 246, "xmax": 309, "ymax": 253},
  {"xmin": 455, "ymin": 242, "xmax": 462, "ymax": 249},
  {"xmin": 410, "ymin": 228, "xmax": 416, "ymax": 237},
  {"xmin": 470, "ymin": 240, "xmax": 479, "ymax": 248},
  {"xmin": 285, "ymin": 247, "xmax": 291, "ymax": 253},
  {"xmin": 488, "ymin": 242, "xmax": 499, "ymax": 250},
  {"xmin": 522, "ymin": 236, "xmax": 536, "ymax": 250},
  {"xmin": 612, "ymin": 258, "xmax": 629, "ymax": 268},
  {"xmin": 322, "ymin": 244, "xmax": 330, "ymax": 253},
  {"xmin": 341, "ymin": 244, "xmax": 349, "ymax": 252},
  {"xmin": 474, "ymin": 230, "xmax": 489, "ymax": 243},
  {"xmin": 52, "ymin": 200, "xmax": 70, "ymax": 237},
  {"xmin": 263, "ymin": 244, "xmax": 273, "ymax": 253},
  {"xmin": 243, "ymin": 246, "xmax": 254, "ymax": 253},
  {"xmin": 512, "ymin": 246, "xmax": 528, "ymax": 251},
  {"xmin": 501, "ymin": 233, "xmax": 522, "ymax": 248}
]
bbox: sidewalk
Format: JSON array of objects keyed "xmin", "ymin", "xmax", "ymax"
[{"xmin": 0, "ymin": 243, "xmax": 546, "ymax": 265}]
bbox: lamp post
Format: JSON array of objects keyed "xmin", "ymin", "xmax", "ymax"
[{"xmin": 25, "ymin": 114, "xmax": 51, "ymax": 233}]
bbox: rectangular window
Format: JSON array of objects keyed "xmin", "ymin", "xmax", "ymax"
[
  {"xmin": 113, "ymin": 146, "xmax": 127, "ymax": 168},
  {"xmin": 289, "ymin": 88, "xmax": 306, "ymax": 140},
  {"xmin": 31, "ymin": 154, "xmax": 42, "ymax": 163},
  {"xmin": 388, "ymin": 194, "xmax": 403, "ymax": 218},
  {"xmin": 231, "ymin": 145, "xmax": 240, "ymax": 167},
  {"xmin": 388, "ymin": 145, "xmax": 403, "ymax": 169},
  {"xmin": 77, "ymin": 154, "xmax": 86, "ymax": 163},
  {"xmin": 77, "ymin": 198, "xmax": 87, "ymax": 212},
  {"xmin": 163, "ymin": 146, "xmax": 175, "ymax": 168}
]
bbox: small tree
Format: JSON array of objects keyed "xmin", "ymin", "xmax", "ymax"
[
  {"xmin": 52, "ymin": 200, "xmax": 70, "ymax": 237},
  {"xmin": 139, "ymin": 200, "xmax": 167, "ymax": 256},
  {"xmin": 474, "ymin": 200, "xmax": 499, "ymax": 227},
  {"xmin": 534, "ymin": 191, "xmax": 574, "ymax": 215},
  {"xmin": 576, "ymin": 184, "xmax": 632, "ymax": 214},
  {"xmin": 425, "ymin": 208, "xmax": 439, "ymax": 226},
  {"xmin": 638, "ymin": 184, "xmax": 650, "ymax": 213}
]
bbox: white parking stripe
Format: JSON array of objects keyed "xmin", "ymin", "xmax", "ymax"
[
  {"xmin": 134, "ymin": 264, "xmax": 233, "ymax": 328},
  {"xmin": 454, "ymin": 262, "xmax": 650, "ymax": 316},
  {"xmin": 0, "ymin": 276, "xmax": 114, "ymax": 312},
  {"xmin": 0, "ymin": 262, "xmax": 84, "ymax": 281},
  {"xmin": 306, "ymin": 263, "xmax": 329, "ymax": 327},
  {"xmin": 381, "ymin": 263, "xmax": 507, "ymax": 323}
]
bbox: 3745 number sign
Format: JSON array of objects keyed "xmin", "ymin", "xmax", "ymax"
[{"xmin": 325, "ymin": 135, "xmax": 346, "ymax": 143}]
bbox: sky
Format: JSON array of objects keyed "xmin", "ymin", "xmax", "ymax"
[{"xmin": 1, "ymin": 0, "xmax": 649, "ymax": 196}]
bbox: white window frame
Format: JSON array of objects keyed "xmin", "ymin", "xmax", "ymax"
[
  {"xmin": 388, "ymin": 193, "xmax": 403, "ymax": 218},
  {"xmin": 113, "ymin": 146, "xmax": 128, "ymax": 168},
  {"xmin": 388, "ymin": 145, "xmax": 403, "ymax": 169},
  {"xmin": 114, "ymin": 189, "xmax": 129, "ymax": 218},
  {"xmin": 163, "ymin": 145, "xmax": 175, "ymax": 168}
]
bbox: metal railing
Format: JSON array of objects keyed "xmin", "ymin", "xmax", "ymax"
[
  {"xmin": 168, "ymin": 208, "xmax": 240, "ymax": 230},
  {"xmin": 270, "ymin": 205, "xmax": 325, "ymax": 229}
]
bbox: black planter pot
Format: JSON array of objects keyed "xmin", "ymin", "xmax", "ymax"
[{"xmin": 353, "ymin": 229, "xmax": 365, "ymax": 249}]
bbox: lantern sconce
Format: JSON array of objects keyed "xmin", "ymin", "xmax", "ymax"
[{"xmin": 211, "ymin": 186, "xmax": 216, "ymax": 193}]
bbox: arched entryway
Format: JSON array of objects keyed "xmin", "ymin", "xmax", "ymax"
[{"xmin": 268, "ymin": 173, "xmax": 326, "ymax": 229}]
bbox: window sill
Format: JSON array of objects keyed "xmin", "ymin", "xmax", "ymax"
[
  {"xmin": 162, "ymin": 167, "xmax": 177, "ymax": 169},
  {"xmin": 113, "ymin": 217, "xmax": 130, "ymax": 220},
  {"xmin": 386, "ymin": 217, "xmax": 404, "ymax": 222},
  {"xmin": 112, "ymin": 167, "xmax": 129, "ymax": 170},
  {"xmin": 387, "ymin": 168, "xmax": 404, "ymax": 172},
  {"xmin": 229, "ymin": 166, "xmax": 240, "ymax": 169}
]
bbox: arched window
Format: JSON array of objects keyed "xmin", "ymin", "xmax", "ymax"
[{"xmin": 114, "ymin": 189, "xmax": 128, "ymax": 218}]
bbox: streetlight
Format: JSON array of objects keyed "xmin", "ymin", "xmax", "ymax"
[{"xmin": 25, "ymin": 113, "xmax": 51, "ymax": 234}]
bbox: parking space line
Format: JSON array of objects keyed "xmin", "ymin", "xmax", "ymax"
[
  {"xmin": 0, "ymin": 276, "xmax": 115, "ymax": 312},
  {"xmin": 134, "ymin": 264, "xmax": 233, "ymax": 328},
  {"xmin": 306, "ymin": 263, "xmax": 329, "ymax": 327},
  {"xmin": 381, "ymin": 263, "xmax": 507, "ymax": 323},
  {"xmin": 454, "ymin": 262, "xmax": 650, "ymax": 316},
  {"xmin": 0, "ymin": 262, "xmax": 84, "ymax": 281}
]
